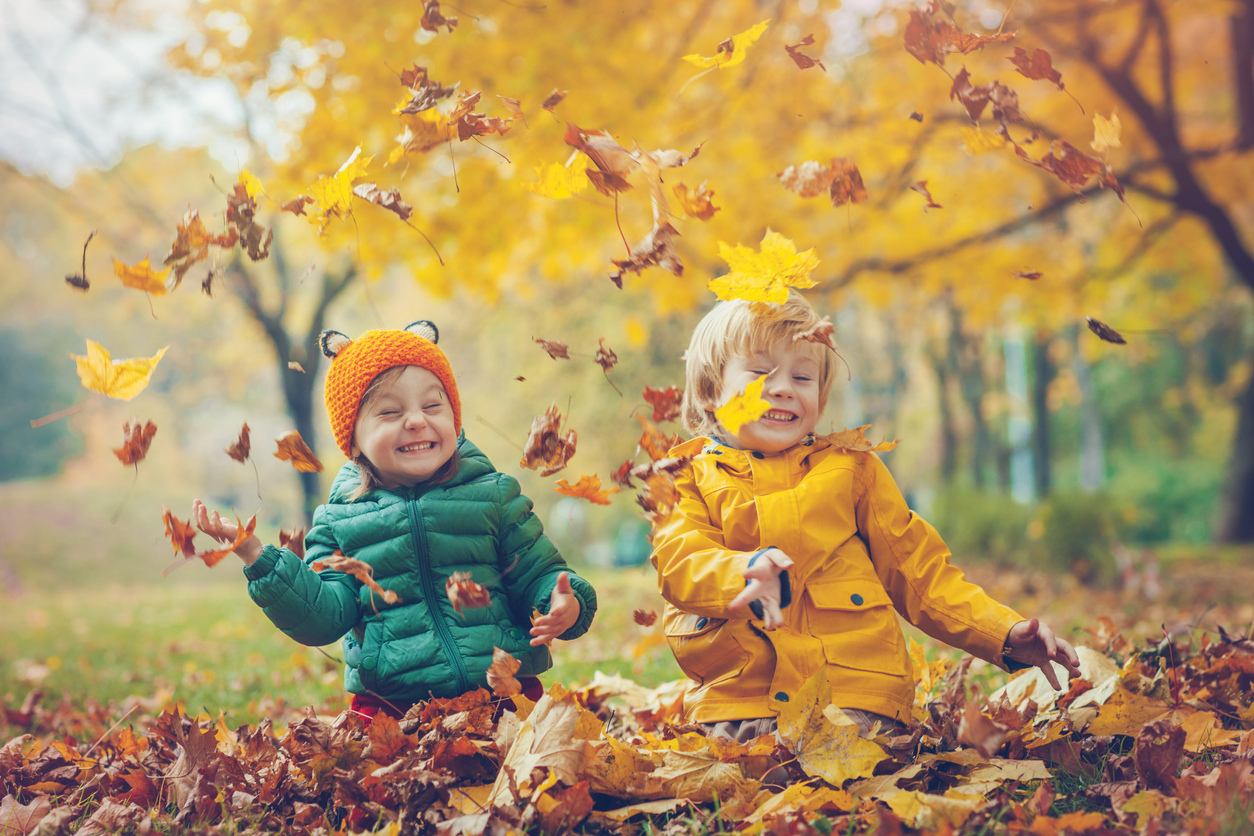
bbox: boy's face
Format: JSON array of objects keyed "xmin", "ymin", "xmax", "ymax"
[
  {"xmin": 709, "ymin": 337, "xmax": 822, "ymax": 454},
  {"xmin": 351, "ymin": 366, "xmax": 457, "ymax": 488}
]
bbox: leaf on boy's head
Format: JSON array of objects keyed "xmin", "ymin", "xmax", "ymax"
[
  {"xmin": 274, "ymin": 430, "xmax": 323, "ymax": 472},
  {"xmin": 113, "ymin": 419, "xmax": 157, "ymax": 467},
  {"xmin": 709, "ymin": 229, "xmax": 819, "ymax": 305},
  {"xmin": 714, "ymin": 373, "xmax": 772, "ymax": 435},
  {"xmin": 486, "ymin": 647, "xmax": 523, "ymax": 697},
  {"xmin": 554, "ymin": 474, "xmax": 620, "ymax": 506},
  {"xmin": 822, "ymin": 424, "xmax": 898, "ymax": 454},
  {"xmin": 520, "ymin": 404, "xmax": 578, "ymax": 477},
  {"xmin": 446, "ymin": 571, "xmax": 492, "ymax": 615}
]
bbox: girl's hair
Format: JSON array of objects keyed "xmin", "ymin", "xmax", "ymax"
[
  {"xmin": 680, "ymin": 290, "xmax": 836, "ymax": 438},
  {"xmin": 344, "ymin": 366, "xmax": 460, "ymax": 502}
]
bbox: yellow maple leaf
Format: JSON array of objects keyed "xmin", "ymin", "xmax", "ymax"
[
  {"xmin": 390, "ymin": 109, "xmax": 455, "ymax": 161},
  {"xmin": 1091, "ymin": 111, "xmax": 1122, "ymax": 154},
  {"xmin": 307, "ymin": 145, "xmax": 374, "ymax": 233},
  {"xmin": 959, "ymin": 126, "xmax": 1008, "ymax": 155},
  {"xmin": 523, "ymin": 162, "xmax": 591, "ymax": 199},
  {"xmin": 823, "ymin": 424, "xmax": 899, "ymax": 453},
  {"xmin": 683, "ymin": 20, "xmax": 770, "ymax": 69},
  {"xmin": 71, "ymin": 340, "xmax": 169, "ymax": 401},
  {"xmin": 774, "ymin": 671, "xmax": 888, "ymax": 786},
  {"xmin": 714, "ymin": 372, "xmax": 771, "ymax": 434},
  {"xmin": 113, "ymin": 256, "xmax": 171, "ymax": 296},
  {"xmin": 708, "ymin": 229, "xmax": 819, "ymax": 304},
  {"xmin": 238, "ymin": 170, "xmax": 267, "ymax": 199}
]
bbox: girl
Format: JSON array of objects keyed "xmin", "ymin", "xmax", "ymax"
[{"xmin": 194, "ymin": 320, "xmax": 596, "ymax": 721}]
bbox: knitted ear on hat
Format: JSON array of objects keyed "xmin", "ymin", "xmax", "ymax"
[{"xmin": 322, "ymin": 321, "xmax": 462, "ymax": 457}]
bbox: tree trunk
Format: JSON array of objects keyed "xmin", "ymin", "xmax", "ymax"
[
  {"xmin": 1218, "ymin": 345, "xmax": 1254, "ymax": 540},
  {"xmin": 950, "ymin": 305, "xmax": 990, "ymax": 489},
  {"xmin": 928, "ymin": 344, "xmax": 958, "ymax": 483},
  {"xmin": 1032, "ymin": 329, "xmax": 1054, "ymax": 497},
  {"xmin": 1235, "ymin": 0, "xmax": 1254, "ymax": 149},
  {"xmin": 1070, "ymin": 326, "xmax": 1105, "ymax": 492}
]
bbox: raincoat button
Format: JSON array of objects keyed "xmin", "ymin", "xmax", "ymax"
[
  {"xmin": 751, "ymin": 451, "xmax": 765, "ymax": 459},
  {"xmin": 361, "ymin": 656, "xmax": 377, "ymax": 670},
  {"xmin": 696, "ymin": 617, "xmax": 708, "ymax": 629},
  {"xmin": 851, "ymin": 593, "xmax": 864, "ymax": 606},
  {"xmin": 775, "ymin": 692, "xmax": 789, "ymax": 702}
]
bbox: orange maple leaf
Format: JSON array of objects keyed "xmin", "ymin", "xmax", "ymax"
[
  {"xmin": 161, "ymin": 506, "xmax": 197, "ymax": 559},
  {"xmin": 278, "ymin": 526, "xmax": 306, "ymax": 559},
  {"xmin": 672, "ymin": 181, "xmax": 720, "ymax": 221},
  {"xmin": 446, "ymin": 571, "xmax": 492, "ymax": 615},
  {"xmin": 112, "ymin": 419, "xmax": 157, "ymax": 468},
  {"xmin": 642, "ymin": 385, "xmax": 684, "ymax": 423},
  {"xmin": 633, "ymin": 609, "xmax": 658, "ymax": 627},
  {"xmin": 225, "ymin": 423, "xmax": 251, "ymax": 463},
  {"xmin": 823, "ymin": 424, "xmax": 899, "ymax": 454},
  {"xmin": 274, "ymin": 430, "xmax": 323, "ymax": 472},
  {"xmin": 113, "ymin": 256, "xmax": 170, "ymax": 303},
  {"xmin": 486, "ymin": 646, "xmax": 523, "ymax": 697},
  {"xmin": 635, "ymin": 414, "xmax": 682, "ymax": 462},
  {"xmin": 311, "ymin": 551, "xmax": 400, "ymax": 608},
  {"xmin": 554, "ymin": 474, "xmax": 620, "ymax": 506},
  {"xmin": 519, "ymin": 404, "xmax": 578, "ymax": 477}
]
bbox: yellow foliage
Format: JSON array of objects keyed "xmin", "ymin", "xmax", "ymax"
[
  {"xmin": 71, "ymin": 340, "xmax": 169, "ymax": 401},
  {"xmin": 773, "ymin": 671, "xmax": 888, "ymax": 786},
  {"xmin": 306, "ymin": 145, "xmax": 373, "ymax": 234}
]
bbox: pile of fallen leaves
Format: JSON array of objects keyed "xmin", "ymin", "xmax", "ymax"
[{"xmin": 3, "ymin": 619, "xmax": 1252, "ymax": 836}]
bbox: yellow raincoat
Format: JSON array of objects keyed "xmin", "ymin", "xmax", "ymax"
[{"xmin": 651, "ymin": 436, "xmax": 1025, "ymax": 724}]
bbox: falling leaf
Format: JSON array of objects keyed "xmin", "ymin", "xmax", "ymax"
[
  {"xmin": 71, "ymin": 340, "xmax": 169, "ymax": 401},
  {"xmin": 792, "ymin": 315, "xmax": 838, "ymax": 350},
  {"xmin": 497, "ymin": 95, "xmax": 525, "ymax": 123},
  {"xmin": 611, "ymin": 459, "xmax": 637, "ymax": 489},
  {"xmin": 635, "ymin": 414, "xmax": 682, "ymax": 461},
  {"xmin": 1091, "ymin": 112, "xmax": 1122, "ymax": 153},
  {"xmin": 520, "ymin": 404, "xmax": 578, "ymax": 477},
  {"xmin": 950, "ymin": 68, "xmax": 1021, "ymax": 126},
  {"xmin": 162, "ymin": 506, "xmax": 198, "ymax": 559},
  {"xmin": 1012, "ymin": 138, "xmax": 1103, "ymax": 193},
  {"xmin": 784, "ymin": 34, "xmax": 825, "ymax": 71},
  {"xmin": 909, "ymin": 111, "xmax": 924, "ymax": 122},
  {"xmin": 672, "ymin": 182, "xmax": 719, "ymax": 220},
  {"xmin": 274, "ymin": 430, "xmax": 324, "ymax": 472},
  {"xmin": 420, "ymin": 0, "xmax": 457, "ymax": 33},
  {"xmin": 1009, "ymin": 47, "xmax": 1065, "ymax": 91},
  {"xmin": 163, "ymin": 210, "xmax": 238, "ymax": 290},
  {"xmin": 643, "ymin": 385, "xmax": 684, "ymax": 423},
  {"xmin": 1015, "ymin": 270, "xmax": 1043, "ymax": 281},
  {"xmin": 776, "ymin": 158, "xmax": 867, "ymax": 207},
  {"xmin": 708, "ymin": 229, "xmax": 819, "ymax": 304},
  {"xmin": 1085, "ymin": 316, "xmax": 1127, "ymax": 345},
  {"xmin": 523, "ymin": 162, "xmax": 591, "ymax": 199},
  {"xmin": 904, "ymin": 5, "xmax": 1015, "ymax": 66},
  {"xmin": 195, "ymin": 513, "xmax": 258, "ymax": 569},
  {"xmin": 554, "ymin": 475, "xmax": 620, "ymax": 505},
  {"xmin": 633, "ymin": 609, "xmax": 657, "ymax": 627},
  {"xmin": 446, "ymin": 571, "xmax": 493, "ymax": 615},
  {"xmin": 683, "ymin": 19, "xmax": 770, "ymax": 70},
  {"xmin": 775, "ymin": 671, "xmax": 888, "ymax": 785},
  {"xmin": 957, "ymin": 701, "xmax": 1010, "ymax": 758},
  {"xmin": 541, "ymin": 88, "xmax": 568, "ymax": 112},
  {"xmin": 113, "ymin": 256, "xmax": 170, "ymax": 297},
  {"xmin": 609, "ymin": 220, "xmax": 683, "ymax": 289},
  {"xmin": 595, "ymin": 338, "xmax": 618, "ymax": 372},
  {"xmin": 225, "ymin": 423, "xmax": 251, "ymax": 462},
  {"xmin": 352, "ymin": 183, "xmax": 413, "ymax": 221},
  {"xmin": 960, "ymin": 126, "xmax": 1009, "ymax": 154},
  {"xmin": 911, "ymin": 180, "xmax": 943, "ymax": 209},
  {"xmin": 822, "ymin": 424, "xmax": 899, "ymax": 454},
  {"xmin": 534, "ymin": 338, "xmax": 571, "ymax": 360},
  {"xmin": 112, "ymin": 419, "xmax": 157, "ymax": 468},
  {"xmin": 225, "ymin": 178, "xmax": 273, "ymax": 260},
  {"xmin": 312, "ymin": 551, "xmax": 400, "ymax": 605},
  {"xmin": 515, "ymin": 376, "xmax": 526, "ymax": 382},
  {"xmin": 563, "ymin": 124, "xmax": 640, "ymax": 195},
  {"xmin": 65, "ymin": 229, "xmax": 96, "ymax": 291},
  {"xmin": 307, "ymin": 146, "xmax": 374, "ymax": 234},
  {"xmin": 486, "ymin": 647, "xmax": 523, "ymax": 697},
  {"xmin": 448, "ymin": 90, "xmax": 513, "ymax": 141},
  {"xmin": 281, "ymin": 195, "xmax": 315, "ymax": 216},
  {"xmin": 238, "ymin": 170, "xmax": 266, "ymax": 198},
  {"xmin": 279, "ymin": 526, "xmax": 306, "ymax": 559},
  {"xmin": 288, "ymin": 361, "xmax": 306, "ymax": 373},
  {"xmin": 714, "ymin": 372, "xmax": 771, "ymax": 435}
]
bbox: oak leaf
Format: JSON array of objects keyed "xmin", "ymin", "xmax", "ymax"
[
  {"xmin": 274, "ymin": 429, "xmax": 324, "ymax": 472},
  {"xmin": 311, "ymin": 551, "xmax": 400, "ymax": 605},
  {"xmin": 486, "ymin": 647, "xmax": 523, "ymax": 697},
  {"xmin": 225, "ymin": 177, "xmax": 272, "ymax": 260},
  {"xmin": 113, "ymin": 256, "xmax": 170, "ymax": 296},
  {"xmin": 307, "ymin": 146, "xmax": 373, "ymax": 234},
  {"xmin": 225, "ymin": 423, "xmax": 251, "ymax": 462},
  {"xmin": 609, "ymin": 220, "xmax": 683, "ymax": 288},
  {"xmin": 633, "ymin": 610, "xmax": 657, "ymax": 627},
  {"xmin": 554, "ymin": 475, "xmax": 620, "ymax": 505},
  {"xmin": 672, "ymin": 181, "xmax": 719, "ymax": 220},
  {"xmin": 1086, "ymin": 316, "xmax": 1127, "ymax": 345},
  {"xmin": 911, "ymin": 180, "xmax": 943, "ymax": 209},
  {"xmin": 71, "ymin": 340, "xmax": 169, "ymax": 401},
  {"xmin": 1009, "ymin": 47, "xmax": 1065, "ymax": 91},
  {"xmin": 708, "ymin": 229, "xmax": 819, "ymax": 304},
  {"xmin": 683, "ymin": 19, "xmax": 770, "ymax": 70},
  {"xmin": 784, "ymin": 34, "xmax": 825, "ymax": 71},
  {"xmin": 113, "ymin": 419, "xmax": 157, "ymax": 468},
  {"xmin": 534, "ymin": 338, "xmax": 571, "ymax": 360},
  {"xmin": 420, "ymin": 0, "xmax": 457, "ymax": 33},
  {"xmin": 792, "ymin": 315, "xmax": 837, "ymax": 351},
  {"xmin": 643, "ymin": 385, "xmax": 684, "ymax": 423},
  {"xmin": 279, "ymin": 526, "xmax": 306, "ymax": 559},
  {"xmin": 520, "ymin": 404, "xmax": 577, "ymax": 477},
  {"xmin": 822, "ymin": 424, "xmax": 899, "ymax": 453},
  {"xmin": 446, "ymin": 571, "xmax": 492, "ymax": 615},
  {"xmin": 774, "ymin": 671, "xmax": 888, "ymax": 785},
  {"xmin": 352, "ymin": 183, "xmax": 413, "ymax": 221},
  {"xmin": 714, "ymin": 372, "xmax": 771, "ymax": 435}
]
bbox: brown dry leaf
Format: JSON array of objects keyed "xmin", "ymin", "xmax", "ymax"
[
  {"xmin": 1086, "ymin": 316, "xmax": 1127, "ymax": 345},
  {"xmin": 643, "ymin": 385, "xmax": 684, "ymax": 423},
  {"xmin": 564, "ymin": 123, "xmax": 639, "ymax": 195},
  {"xmin": 112, "ymin": 418, "xmax": 157, "ymax": 467},
  {"xmin": 636, "ymin": 414, "xmax": 681, "ymax": 462},
  {"xmin": 950, "ymin": 67, "xmax": 1021, "ymax": 127},
  {"xmin": 1012, "ymin": 138, "xmax": 1103, "ymax": 193},
  {"xmin": 486, "ymin": 647, "xmax": 523, "ymax": 697},
  {"xmin": 609, "ymin": 220, "xmax": 683, "ymax": 288},
  {"xmin": 162, "ymin": 506, "xmax": 198, "ymax": 559},
  {"xmin": 909, "ymin": 111, "xmax": 924, "ymax": 122},
  {"xmin": 672, "ymin": 181, "xmax": 719, "ymax": 221},
  {"xmin": 162, "ymin": 210, "xmax": 237, "ymax": 290},
  {"xmin": 633, "ymin": 609, "xmax": 658, "ymax": 627},
  {"xmin": 822, "ymin": 424, "xmax": 899, "ymax": 453},
  {"xmin": 352, "ymin": 183, "xmax": 413, "ymax": 221},
  {"xmin": 446, "ymin": 571, "xmax": 493, "ymax": 615},
  {"xmin": 792, "ymin": 315, "xmax": 838, "ymax": 351},
  {"xmin": 637, "ymin": 471, "xmax": 681, "ymax": 525},
  {"xmin": 225, "ymin": 182, "xmax": 272, "ymax": 261},
  {"xmin": 196, "ymin": 513, "xmax": 258, "ymax": 569},
  {"xmin": 497, "ymin": 95, "xmax": 525, "ymax": 123},
  {"xmin": 611, "ymin": 459, "xmax": 637, "ymax": 489},
  {"xmin": 784, "ymin": 34, "xmax": 825, "ymax": 71},
  {"xmin": 520, "ymin": 404, "xmax": 578, "ymax": 477},
  {"xmin": 280, "ymin": 195, "xmax": 315, "ymax": 216},
  {"xmin": 420, "ymin": 0, "xmax": 457, "ymax": 33},
  {"xmin": 554, "ymin": 474, "xmax": 620, "ymax": 506},
  {"xmin": 279, "ymin": 526, "xmax": 306, "ymax": 559},
  {"xmin": 776, "ymin": 158, "xmax": 867, "ymax": 206},
  {"xmin": 311, "ymin": 550, "xmax": 400, "ymax": 605},
  {"xmin": 829, "ymin": 158, "xmax": 869, "ymax": 207},
  {"xmin": 1009, "ymin": 47, "xmax": 1065, "ymax": 91},
  {"xmin": 274, "ymin": 430, "xmax": 324, "ymax": 472},
  {"xmin": 541, "ymin": 88, "xmax": 568, "ymax": 112},
  {"xmin": 0, "ymin": 795, "xmax": 51, "ymax": 835},
  {"xmin": 288, "ymin": 360, "xmax": 306, "ymax": 372},
  {"xmin": 595, "ymin": 338, "xmax": 618, "ymax": 373},
  {"xmin": 1015, "ymin": 270, "xmax": 1043, "ymax": 281},
  {"xmin": 489, "ymin": 690, "xmax": 599, "ymax": 804},
  {"xmin": 534, "ymin": 338, "xmax": 571, "ymax": 360},
  {"xmin": 957, "ymin": 700, "xmax": 1010, "ymax": 758},
  {"xmin": 225, "ymin": 423, "xmax": 251, "ymax": 462},
  {"xmin": 904, "ymin": 5, "xmax": 1015, "ymax": 66},
  {"xmin": 911, "ymin": 180, "xmax": 943, "ymax": 209},
  {"xmin": 448, "ymin": 90, "xmax": 512, "ymax": 141},
  {"xmin": 65, "ymin": 229, "xmax": 96, "ymax": 291}
]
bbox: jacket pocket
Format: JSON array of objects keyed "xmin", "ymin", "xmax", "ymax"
[
  {"xmin": 355, "ymin": 618, "xmax": 383, "ymax": 692},
  {"xmin": 664, "ymin": 611, "xmax": 747, "ymax": 685},
  {"xmin": 806, "ymin": 578, "xmax": 906, "ymax": 675}
]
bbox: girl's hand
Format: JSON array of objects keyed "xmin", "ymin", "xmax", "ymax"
[
  {"xmin": 192, "ymin": 499, "xmax": 263, "ymax": 566},
  {"xmin": 1005, "ymin": 618, "xmax": 1082, "ymax": 690},
  {"xmin": 729, "ymin": 548, "xmax": 794, "ymax": 631},
  {"xmin": 530, "ymin": 572, "xmax": 581, "ymax": 646}
]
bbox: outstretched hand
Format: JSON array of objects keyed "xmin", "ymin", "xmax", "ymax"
[
  {"xmin": 729, "ymin": 548, "xmax": 794, "ymax": 631},
  {"xmin": 192, "ymin": 499, "xmax": 262, "ymax": 565},
  {"xmin": 1005, "ymin": 617, "xmax": 1082, "ymax": 690},
  {"xmin": 530, "ymin": 572, "xmax": 581, "ymax": 646}
]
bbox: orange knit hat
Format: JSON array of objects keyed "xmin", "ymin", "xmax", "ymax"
[{"xmin": 320, "ymin": 320, "xmax": 461, "ymax": 458}]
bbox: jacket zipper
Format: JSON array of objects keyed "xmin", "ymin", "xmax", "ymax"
[{"xmin": 406, "ymin": 492, "xmax": 472, "ymax": 694}]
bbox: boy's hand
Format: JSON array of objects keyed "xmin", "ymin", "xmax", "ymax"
[
  {"xmin": 729, "ymin": 548, "xmax": 794, "ymax": 631},
  {"xmin": 1005, "ymin": 618, "xmax": 1082, "ymax": 690},
  {"xmin": 530, "ymin": 572, "xmax": 581, "ymax": 646},
  {"xmin": 193, "ymin": 499, "xmax": 262, "ymax": 566}
]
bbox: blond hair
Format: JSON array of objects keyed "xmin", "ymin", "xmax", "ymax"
[
  {"xmin": 344, "ymin": 366, "xmax": 460, "ymax": 502},
  {"xmin": 681, "ymin": 291, "xmax": 836, "ymax": 438}
]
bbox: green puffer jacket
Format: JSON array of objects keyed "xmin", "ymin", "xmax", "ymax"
[{"xmin": 243, "ymin": 433, "xmax": 596, "ymax": 701}]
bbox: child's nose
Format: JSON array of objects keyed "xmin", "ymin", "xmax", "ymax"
[{"xmin": 404, "ymin": 411, "xmax": 428, "ymax": 429}]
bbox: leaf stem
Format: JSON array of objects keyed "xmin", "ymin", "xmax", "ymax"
[
  {"xmin": 30, "ymin": 393, "xmax": 104, "ymax": 428},
  {"xmin": 614, "ymin": 192, "xmax": 631, "ymax": 256},
  {"xmin": 475, "ymin": 415, "xmax": 524, "ymax": 452}
]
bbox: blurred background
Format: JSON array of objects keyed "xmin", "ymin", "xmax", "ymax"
[{"xmin": 2, "ymin": 0, "xmax": 1253, "ymax": 726}]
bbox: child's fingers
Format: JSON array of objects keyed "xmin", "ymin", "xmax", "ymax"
[{"xmin": 1040, "ymin": 661, "xmax": 1063, "ymax": 691}]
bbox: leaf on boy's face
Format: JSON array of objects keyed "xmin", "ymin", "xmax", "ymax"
[
  {"xmin": 520, "ymin": 404, "xmax": 577, "ymax": 477},
  {"xmin": 714, "ymin": 373, "xmax": 771, "ymax": 435},
  {"xmin": 274, "ymin": 430, "xmax": 323, "ymax": 472},
  {"xmin": 446, "ymin": 571, "xmax": 492, "ymax": 615},
  {"xmin": 113, "ymin": 419, "xmax": 157, "ymax": 467},
  {"xmin": 821, "ymin": 424, "xmax": 898, "ymax": 454},
  {"xmin": 486, "ymin": 647, "xmax": 522, "ymax": 698}
]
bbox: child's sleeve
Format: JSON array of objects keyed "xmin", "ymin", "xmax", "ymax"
[
  {"xmin": 650, "ymin": 463, "xmax": 754, "ymax": 617},
  {"xmin": 243, "ymin": 508, "xmax": 363, "ymax": 647},
  {"xmin": 854, "ymin": 453, "xmax": 1024, "ymax": 669},
  {"xmin": 496, "ymin": 473, "xmax": 596, "ymax": 640}
]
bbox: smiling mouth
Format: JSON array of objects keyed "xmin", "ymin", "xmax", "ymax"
[
  {"xmin": 762, "ymin": 410, "xmax": 798, "ymax": 422},
  {"xmin": 397, "ymin": 442, "xmax": 436, "ymax": 452}
]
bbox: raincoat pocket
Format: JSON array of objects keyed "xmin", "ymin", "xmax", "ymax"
[
  {"xmin": 664, "ymin": 610, "xmax": 747, "ymax": 685},
  {"xmin": 807, "ymin": 578, "xmax": 906, "ymax": 675}
]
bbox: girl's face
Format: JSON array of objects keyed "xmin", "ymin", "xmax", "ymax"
[
  {"xmin": 351, "ymin": 366, "xmax": 457, "ymax": 488},
  {"xmin": 709, "ymin": 337, "xmax": 821, "ymax": 454}
]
